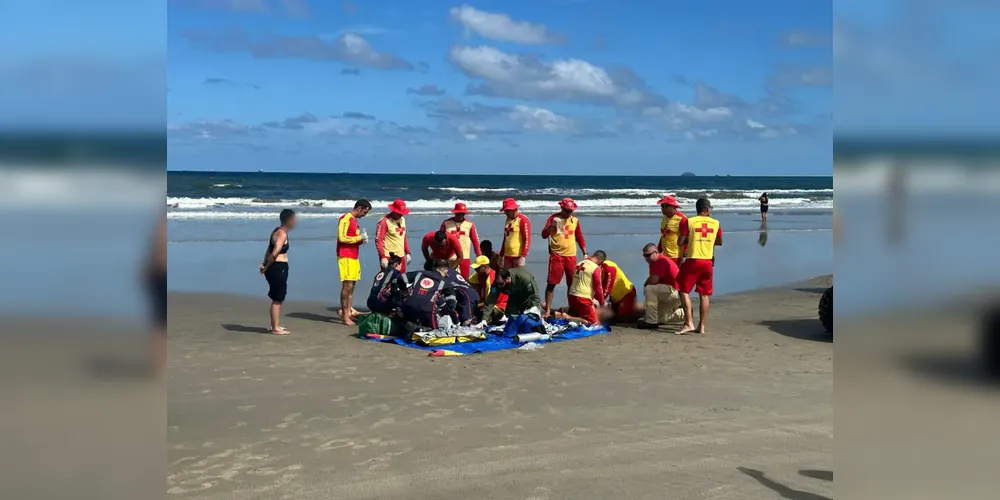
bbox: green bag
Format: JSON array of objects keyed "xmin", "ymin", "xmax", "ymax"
[{"xmin": 358, "ymin": 312, "xmax": 397, "ymax": 336}]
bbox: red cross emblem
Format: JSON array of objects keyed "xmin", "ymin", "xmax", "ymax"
[
  {"xmin": 695, "ymin": 223, "xmax": 714, "ymax": 238},
  {"xmin": 504, "ymin": 224, "xmax": 514, "ymax": 237},
  {"xmin": 451, "ymin": 228, "xmax": 467, "ymax": 238},
  {"xmin": 574, "ymin": 263, "xmax": 587, "ymax": 274},
  {"xmin": 394, "ymin": 226, "xmax": 405, "ymax": 236},
  {"xmin": 560, "ymin": 222, "xmax": 574, "ymax": 239}
]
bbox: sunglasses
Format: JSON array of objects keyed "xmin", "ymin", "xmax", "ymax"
[{"xmin": 642, "ymin": 252, "xmax": 655, "ymax": 258}]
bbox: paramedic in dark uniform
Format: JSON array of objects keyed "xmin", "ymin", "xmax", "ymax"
[
  {"xmin": 401, "ymin": 259, "xmax": 458, "ymax": 329},
  {"xmin": 446, "ymin": 268, "xmax": 480, "ymax": 325},
  {"xmin": 366, "ymin": 254, "xmax": 408, "ymax": 315}
]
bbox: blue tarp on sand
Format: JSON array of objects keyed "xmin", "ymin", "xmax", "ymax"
[{"xmin": 362, "ymin": 320, "xmax": 611, "ymax": 356}]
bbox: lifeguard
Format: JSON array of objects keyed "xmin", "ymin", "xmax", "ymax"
[
  {"xmin": 657, "ymin": 195, "xmax": 688, "ymax": 264},
  {"xmin": 566, "ymin": 254, "xmax": 604, "ymax": 325},
  {"xmin": 421, "ymin": 230, "xmax": 464, "ymax": 268},
  {"xmin": 337, "ymin": 199, "xmax": 372, "ymax": 325},
  {"xmin": 594, "ymin": 251, "xmax": 640, "ymax": 323},
  {"xmin": 540, "ymin": 197, "xmax": 587, "ymax": 316},
  {"xmin": 469, "ymin": 255, "xmax": 507, "ymax": 319},
  {"xmin": 441, "ymin": 202, "xmax": 481, "ymax": 278},
  {"xmin": 499, "ymin": 198, "xmax": 531, "ymax": 269},
  {"xmin": 676, "ymin": 197, "xmax": 722, "ymax": 334},
  {"xmin": 375, "ymin": 199, "xmax": 412, "ymax": 271}
]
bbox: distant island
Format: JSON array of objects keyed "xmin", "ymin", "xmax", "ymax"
[{"xmin": 680, "ymin": 172, "xmax": 696, "ymax": 177}]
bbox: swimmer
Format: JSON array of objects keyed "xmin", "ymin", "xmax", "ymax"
[{"xmin": 260, "ymin": 209, "xmax": 298, "ymax": 334}]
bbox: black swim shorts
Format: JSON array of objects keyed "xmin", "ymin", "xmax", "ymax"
[{"xmin": 265, "ymin": 262, "xmax": 289, "ymax": 302}]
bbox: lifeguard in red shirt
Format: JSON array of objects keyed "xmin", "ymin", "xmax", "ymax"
[
  {"xmin": 440, "ymin": 202, "xmax": 481, "ymax": 278},
  {"xmin": 499, "ymin": 198, "xmax": 531, "ymax": 269},
  {"xmin": 540, "ymin": 197, "xmax": 587, "ymax": 316},
  {"xmin": 421, "ymin": 230, "xmax": 464, "ymax": 269},
  {"xmin": 657, "ymin": 195, "xmax": 688, "ymax": 264},
  {"xmin": 566, "ymin": 254, "xmax": 604, "ymax": 325},
  {"xmin": 676, "ymin": 197, "xmax": 722, "ymax": 335}
]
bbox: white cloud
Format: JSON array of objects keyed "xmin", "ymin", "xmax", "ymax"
[
  {"xmin": 684, "ymin": 129, "xmax": 719, "ymax": 141},
  {"xmin": 449, "ymin": 5, "xmax": 561, "ymax": 45},
  {"xmin": 506, "ymin": 105, "xmax": 575, "ymax": 132},
  {"xmin": 448, "ymin": 45, "xmax": 659, "ymax": 106},
  {"xmin": 746, "ymin": 119, "xmax": 766, "ymax": 129}
]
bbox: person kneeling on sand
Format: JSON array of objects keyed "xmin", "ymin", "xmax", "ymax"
[
  {"xmin": 401, "ymin": 259, "xmax": 458, "ymax": 329},
  {"xmin": 637, "ymin": 243, "xmax": 684, "ymax": 330},
  {"xmin": 482, "ymin": 267, "xmax": 541, "ymax": 323},
  {"xmin": 565, "ymin": 253, "xmax": 604, "ymax": 325},
  {"xmin": 366, "ymin": 254, "xmax": 408, "ymax": 316},
  {"xmin": 593, "ymin": 251, "xmax": 644, "ymax": 324}
]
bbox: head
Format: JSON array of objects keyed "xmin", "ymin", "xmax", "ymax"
[
  {"xmin": 432, "ymin": 259, "xmax": 450, "ymax": 275},
  {"xmin": 592, "ymin": 250, "xmax": 607, "ymax": 264},
  {"xmin": 642, "ymin": 243, "xmax": 660, "ymax": 263},
  {"xmin": 454, "ymin": 212, "xmax": 466, "ymax": 222},
  {"xmin": 433, "ymin": 230, "xmax": 448, "ymax": 245},
  {"xmin": 504, "ymin": 208, "xmax": 517, "ymax": 220},
  {"xmin": 597, "ymin": 305, "xmax": 615, "ymax": 325},
  {"xmin": 423, "ymin": 259, "xmax": 435, "ymax": 271},
  {"xmin": 495, "ymin": 268, "xmax": 513, "ymax": 290},
  {"xmin": 387, "ymin": 253, "xmax": 403, "ymax": 271},
  {"xmin": 472, "ymin": 256, "xmax": 491, "ymax": 278},
  {"xmin": 352, "ymin": 199, "xmax": 372, "ymax": 218},
  {"xmin": 660, "ymin": 203, "xmax": 677, "ymax": 217},
  {"xmin": 696, "ymin": 197, "xmax": 712, "ymax": 216},
  {"xmin": 480, "ymin": 239, "xmax": 494, "ymax": 256},
  {"xmin": 279, "ymin": 209, "xmax": 297, "ymax": 229}
]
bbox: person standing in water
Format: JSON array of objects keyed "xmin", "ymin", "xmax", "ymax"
[
  {"xmin": 758, "ymin": 192, "xmax": 769, "ymax": 222},
  {"xmin": 337, "ymin": 200, "xmax": 372, "ymax": 326},
  {"xmin": 260, "ymin": 209, "xmax": 298, "ymax": 334}
]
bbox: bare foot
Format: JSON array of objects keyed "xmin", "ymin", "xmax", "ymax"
[
  {"xmin": 695, "ymin": 327, "xmax": 706, "ymax": 334},
  {"xmin": 675, "ymin": 324, "xmax": 695, "ymax": 335},
  {"xmin": 342, "ymin": 315, "xmax": 356, "ymax": 326},
  {"xmin": 270, "ymin": 326, "xmax": 290, "ymax": 335}
]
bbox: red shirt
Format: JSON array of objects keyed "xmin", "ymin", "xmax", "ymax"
[
  {"xmin": 421, "ymin": 232, "xmax": 464, "ymax": 260},
  {"xmin": 648, "ymin": 254, "xmax": 680, "ymax": 288}
]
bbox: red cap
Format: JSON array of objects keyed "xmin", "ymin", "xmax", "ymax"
[
  {"xmin": 558, "ymin": 197, "xmax": 578, "ymax": 211},
  {"xmin": 500, "ymin": 198, "xmax": 520, "ymax": 212},
  {"xmin": 388, "ymin": 199, "xmax": 410, "ymax": 215},
  {"xmin": 451, "ymin": 202, "xmax": 469, "ymax": 214},
  {"xmin": 657, "ymin": 195, "xmax": 680, "ymax": 208}
]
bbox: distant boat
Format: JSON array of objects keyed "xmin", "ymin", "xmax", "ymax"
[
  {"xmin": 430, "ymin": 171, "xmax": 435, "ymax": 175},
  {"xmin": 257, "ymin": 169, "xmax": 264, "ymax": 173}
]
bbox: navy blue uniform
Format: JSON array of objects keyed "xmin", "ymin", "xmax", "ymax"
[
  {"xmin": 446, "ymin": 269, "xmax": 480, "ymax": 324},
  {"xmin": 402, "ymin": 270, "xmax": 457, "ymax": 328},
  {"xmin": 367, "ymin": 268, "xmax": 408, "ymax": 315}
]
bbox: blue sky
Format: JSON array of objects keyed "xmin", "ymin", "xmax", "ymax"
[{"xmin": 167, "ymin": 0, "xmax": 832, "ymax": 175}]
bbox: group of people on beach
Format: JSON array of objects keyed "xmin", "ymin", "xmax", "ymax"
[{"xmin": 259, "ymin": 194, "xmax": 723, "ymax": 336}]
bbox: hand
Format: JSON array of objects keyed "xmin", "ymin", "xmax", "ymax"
[
  {"xmin": 405, "ymin": 254, "xmax": 412, "ymax": 264},
  {"xmin": 583, "ymin": 253, "xmax": 588, "ymax": 259},
  {"xmin": 379, "ymin": 258, "xmax": 388, "ymax": 269},
  {"xmin": 516, "ymin": 257, "xmax": 526, "ymax": 267},
  {"xmin": 259, "ymin": 264, "xmax": 266, "ymax": 274},
  {"xmin": 591, "ymin": 298, "xmax": 599, "ymax": 307}
]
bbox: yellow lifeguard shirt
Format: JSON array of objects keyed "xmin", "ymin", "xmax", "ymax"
[
  {"xmin": 659, "ymin": 212, "xmax": 688, "ymax": 259},
  {"xmin": 546, "ymin": 215, "xmax": 580, "ymax": 257},
  {"xmin": 685, "ymin": 215, "xmax": 721, "ymax": 260},
  {"xmin": 602, "ymin": 260, "xmax": 634, "ymax": 303},
  {"xmin": 569, "ymin": 259, "xmax": 600, "ymax": 299},
  {"xmin": 443, "ymin": 218, "xmax": 475, "ymax": 258},
  {"xmin": 380, "ymin": 216, "xmax": 407, "ymax": 258}
]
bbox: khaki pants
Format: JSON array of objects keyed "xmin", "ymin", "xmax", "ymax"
[{"xmin": 644, "ymin": 284, "xmax": 684, "ymax": 325}]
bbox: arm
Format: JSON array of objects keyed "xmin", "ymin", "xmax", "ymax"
[
  {"xmin": 575, "ymin": 221, "xmax": 587, "ymax": 255},
  {"xmin": 678, "ymin": 218, "xmax": 690, "ymax": 257},
  {"xmin": 602, "ymin": 265, "xmax": 617, "ymax": 301},
  {"xmin": 375, "ymin": 219, "xmax": 388, "ymax": 259},
  {"xmin": 440, "ymin": 220, "xmax": 448, "ymax": 232},
  {"xmin": 519, "ymin": 215, "xmax": 531, "ymax": 258},
  {"xmin": 715, "ymin": 227, "xmax": 723, "ymax": 246},
  {"xmin": 338, "ymin": 216, "xmax": 364, "ymax": 245},
  {"xmin": 499, "ymin": 223, "xmax": 509, "ymax": 258},
  {"xmin": 420, "ymin": 234, "xmax": 432, "ymax": 261},
  {"xmin": 539, "ymin": 214, "xmax": 555, "ymax": 239},
  {"xmin": 591, "ymin": 268, "xmax": 604, "ymax": 305},
  {"xmin": 469, "ymin": 224, "xmax": 482, "ymax": 256},
  {"xmin": 523, "ymin": 275, "xmax": 540, "ymax": 309},
  {"xmin": 404, "ymin": 229, "xmax": 411, "ymax": 255},
  {"xmin": 645, "ymin": 262, "xmax": 661, "ymax": 286}
]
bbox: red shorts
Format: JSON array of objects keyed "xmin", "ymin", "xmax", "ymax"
[
  {"xmin": 503, "ymin": 256, "xmax": 524, "ymax": 269},
  {"xmin": 458, "ymin": 259, "xmax": 471, "ymax": 279},
  {"xmin": 611, "ymin": 288, "xmax": 637, "ymax": 318},
  {"xmin": 547, "ymin": 254, "xmax": 577, "ymax": 285},
  {"xmin": 677, "ymin": 258, "xmax": 714, "ymax": 296},
  {"xmin": 567, "ymin": 295, "xmax": 598, "ymax": 324}
]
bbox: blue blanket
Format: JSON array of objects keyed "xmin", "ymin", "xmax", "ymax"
[{"xmin": 362, "ymin": 320, "xmax": 611, "ymax": 356}]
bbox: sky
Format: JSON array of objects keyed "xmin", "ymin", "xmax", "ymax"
[{"xmin": 166, "ymin": 0, "xmax": 833, "ymax": 175}]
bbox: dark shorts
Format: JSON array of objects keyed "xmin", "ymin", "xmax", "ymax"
[
  {"xmin": 265, "ymin": 262, "xmax": 289, "ymax": 302},
  {"xmin": 761, "ymin": 205, "xmax": 769, "ymax": 213}
]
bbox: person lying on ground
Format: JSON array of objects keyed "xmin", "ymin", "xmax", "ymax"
[{"xmin": 551, "ymin": 305, "xmax": 615, "ymax": 326}]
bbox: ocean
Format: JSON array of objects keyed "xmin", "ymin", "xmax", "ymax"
[
  {"xmin": 166, "ymin": 172, "xmax": 833, "ymax": 219},
  {"xmin": 167, "ymin": 172, "xmax": 834, "ymax": 306}
]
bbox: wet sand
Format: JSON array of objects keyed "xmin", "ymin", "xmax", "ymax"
[{"xmin": 168, "ymin": 276, "xmax": 833, "ymax": 500}]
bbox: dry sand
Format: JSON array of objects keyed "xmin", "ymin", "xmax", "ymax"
[{"xmin": 168, "ymin": 276, "xmax": 833, "ymax": 500}]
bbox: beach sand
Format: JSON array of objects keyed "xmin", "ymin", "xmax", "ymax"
[{"xmin": 168, "ymin": 276, "xmax": 833, "ymax": 500}]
